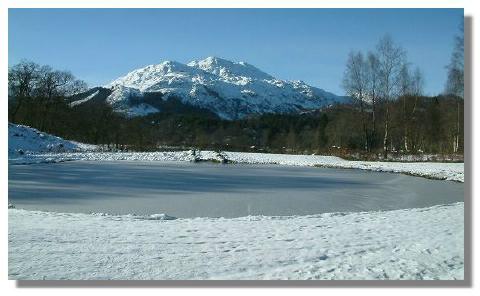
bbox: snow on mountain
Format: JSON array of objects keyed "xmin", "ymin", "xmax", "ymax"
[
  {"xmin": 187, "ymin": 56, "xmax": 274, "ymax": 82},
  {"xmin": 105, "ymin": 85, "xmax": 159, "ymax": 117},
  {"xmin": 102, "ymin": 57, "xmax": 349, "ymax": 119},
  {"xmin": 69, "ymin": 90, "xmax": 100, "ymax": 107},
  {"xmin": 8, "ymin": 123, "xmax": 96, "ymax": 158}
]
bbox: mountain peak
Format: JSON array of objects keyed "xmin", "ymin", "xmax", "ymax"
[
  {"xmin": 187, "ymin": 56, "xmax": 236, "ymax": 69},
  {"xmin": 159, "ymin": 60, "xmax": 180, "ymax": 66},
  {"xmin": 188, "ymin": 56, "xmax": 273, "ymax": 81},
  {"xmin": 150, "ymin": 60, "xmax": 192, "ymax": 73},
  {"xmin": 200, "ymin": 56, "xmax": 232, "ymax": 65},
  {"xmin": 197, "ymin": 56, "xmax": 250, "ymax": 68},
  {"xmin": 107, "ymin": 60, "xmax": 200, "ymax": 91}
]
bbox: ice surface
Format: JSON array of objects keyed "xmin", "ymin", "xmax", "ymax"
[{"xmin": 8, "ymin": 161, "xmax": 464, "ymax": 217}]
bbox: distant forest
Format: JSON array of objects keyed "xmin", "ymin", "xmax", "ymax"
[{"xmin": 8, "ymin": 33, "xmax": 464, "ymax": 159}]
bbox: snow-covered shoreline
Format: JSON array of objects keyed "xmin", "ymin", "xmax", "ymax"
[
  {"xmin": 10, "ymin": 150, "xmax": 464, "ymax": 182},
  {"xmin": 8, "ymin": 202, "xmax": 464, "ymax": 280},
  {"xmin": 8, "ymin": 123, "xmax": 464, "ymax": 182}
]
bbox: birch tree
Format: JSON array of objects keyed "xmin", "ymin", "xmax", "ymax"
[
  {"xmin": 398, "ymin": 63, "xmax": 412, "ymax": 151},
  {"xmin": 376, "ymin": 35, "xmax": 406, "ymax": 156},
  {"xmin": 342, "ymin": 51, "xmax": 370, "ymax": 150},
  {"xmin": 446, "ymin": 21, "xmax": 464, "ymax": 153},
  {"xmin": 366, "ymin": 51, "xmax": 381, "ymax": 147}
]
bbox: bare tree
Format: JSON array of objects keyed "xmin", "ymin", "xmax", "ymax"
[
  {"xmin": 446, "ymin": 21, "xmax": 464, "ymax": 98},
  {"xmin": 69, "ymin": 79, "xmax": 89, "ymax": 95},
  {"xmin": 366, "ymin": 51, "xmax": 380, "ymax": 146},
  {"xmin": 398, "ymin": 64, "xmax": 412, "ymax": 97},
  {"xmin": 410, "ymin": 68, "xmax": 424, "ymax": 122},
  {"xmin": 398, "ymin": 63, "xmax": 412, "ymax": 151},
  {"xmin": 34, "ymin": 65, "xmax": 87, "ymax": 130},
  {"xmin": 8, "ymin": 60, "xmax": 41, "ymax": 121},
  {"xmin": 342, "ymin": 51, "xmax": 369, "ymax": 150},
  {"xmin": 35, "ymin": 66, "xmax": 86, "ymax": 100},
  {"xmin": 411, "ymin": 67, "xmax": 425, "ymax": 98},
  {"xmin": 446, "ymin": 21, "xmax": 464, "ymax": 153},
  {"xmin": 397, "ymin": 64, "xmax": 425, "ymax": 152},
  {"xmin": 410, "ymin": 67, "xmax": 425, "ymax": 152},
  {"xmin": 376, "ymin": 35, "xmax": 406, "ymax": 156}
]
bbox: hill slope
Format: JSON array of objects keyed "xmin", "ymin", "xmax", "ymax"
[{"xmin": 8, "ymin": 123, "xmax": 96, "ymax": 158}]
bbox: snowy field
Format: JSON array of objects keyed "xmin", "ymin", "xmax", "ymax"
[
  {"xmin": 8, "ymin": 123, "xmax": 465, "ymax": 280},
  {"xmin": 9, "ymin": 203, "xmax": 464, "ymax": 280}
]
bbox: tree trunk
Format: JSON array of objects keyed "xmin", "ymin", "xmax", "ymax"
[
  {"xmin": 360, "ymin": 99, "xmax": 368, "ymax": 152},
  {"xmin": 383, "ymin": 105, "xmax": 389, "ymax": 158},
  {"xmin": 410, "ymin": 95, "xmax": 419, "ymax": 152},
  {"xmin": 454, "ymin": 101, "xmax": 460, "ymax": 153},
  {"xmin": 402, "ymin": 96, "xmax": 409, "ymax": 152},
  {"xmin": 371, "ymin": 97, "xmax": 376, "ymax": 148}
]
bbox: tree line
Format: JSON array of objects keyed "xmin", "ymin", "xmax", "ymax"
[
  {"xmin": 8, "ymin": 61, "xmax": 87, "ymax": 130},
  {"xmin": 342, "ymin": 32, "xmax": 464, "ymax": 156}
]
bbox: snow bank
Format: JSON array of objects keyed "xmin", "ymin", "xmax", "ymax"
[
  {"xmin": 89, "ymin": 212, "xmax": 176, "ymax": 220},
  {"xmin": 8, "ymin": 202, "xmax": 464, "ymax": 280},
  {"xmin": 8, "ymin": 123, "xmax": 97, "ymax": 163},
  {"xmin": 223, "ymin": 152, "xmax": 465, "ymax": 182},
  {"xmin": 8, "ymin": 150, "xmax": 219, "ymax": 165}
]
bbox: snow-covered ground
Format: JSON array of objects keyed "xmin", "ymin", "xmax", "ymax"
[
  {"xmin": 8, "ymin": 202, "xmax": 464, "ymax": 280},
  {"xmin": 8, "ymin": 123, "xmax": 97, "ymax": 163},
  {"xmin": 224, "ymin": 152, "xmax": 465, "ymax": 183}
]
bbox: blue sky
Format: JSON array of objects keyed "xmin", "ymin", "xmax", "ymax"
[{"xmin": 9, "ymin": 9, "xmax": 463, "ymax": 96}]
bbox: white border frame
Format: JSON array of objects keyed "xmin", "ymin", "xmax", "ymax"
[{"xmin": 1, "ymin": 1, "xmax": 477, "ymax": 295}]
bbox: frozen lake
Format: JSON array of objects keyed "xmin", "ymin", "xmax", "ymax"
[{"xmin": 8, "ymin": 161, "xmax": 464, "ymax": 218}]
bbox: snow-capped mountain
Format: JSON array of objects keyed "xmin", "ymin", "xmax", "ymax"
[{"xmin": 73, "ymin": 57, "xmax": 350, "ymax": 119}]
